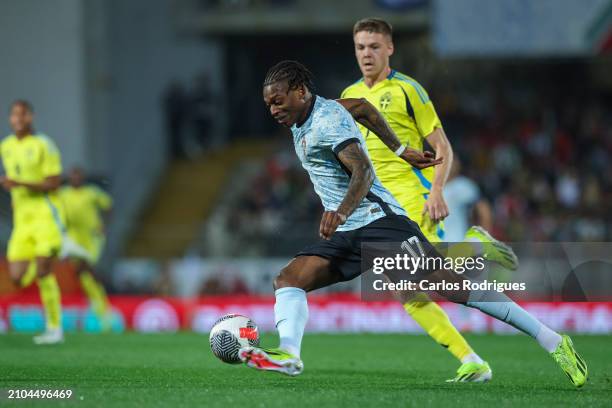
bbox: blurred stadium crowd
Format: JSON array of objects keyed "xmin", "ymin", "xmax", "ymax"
[{"xmin": 218, "ymin": 65, "xmax": 612, "ymax": 256}]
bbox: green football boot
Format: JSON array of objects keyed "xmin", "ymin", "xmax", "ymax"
[
  {"xmin": 239, "ymin": 346, "xmax": 304, "ymax": 376},
  {"xmin": 551, "ymin": 335, "xmax": 588, "ymax": 388},
  {"xmin": 465, "ymin": 226, "xmax": 519, "ymax": 270},
  {"xmin": 446, "ymin": 361, "xmax": 492, "ymax": 383}
]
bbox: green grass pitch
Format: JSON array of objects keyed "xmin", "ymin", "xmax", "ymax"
[{"xmin": 0, "ymin": 333, "xmax": 611, "ymax": 407}]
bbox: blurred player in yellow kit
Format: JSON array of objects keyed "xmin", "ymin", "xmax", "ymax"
[
  {"xmin": 0, "ymin": 100, "xmax": 64, "ymax": 344},
  {"xmin": 59, "ymin": 166, "xmax": 113, "ymax": 329},
  {"xmin": 341, "ymin": 18, "xmax": 518, "ymax": 382}
]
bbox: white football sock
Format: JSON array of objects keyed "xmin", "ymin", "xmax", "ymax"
[
  {"xmin": 535, "ymin": 325, "xmax": 562, "ymax": 353},
  {"xmin": 465, "ymin": 290, "xmax": 561, "ymax": 353},
  {"xmin": 461, "ymin": 353, "xmax": 485, "ymax": 365},
  {"xmin": 274, "ymin": 287, "xmax": 308, "ymax": 358}
]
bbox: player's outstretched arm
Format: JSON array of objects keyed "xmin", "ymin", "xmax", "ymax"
[
  {"xmin": 336, "ymin": 98, "xmax": 442, "ymax": 169},
  {"xmin": 319, "ymin": 142, "xmax": 373, "ymax": 240},
  {"xmin": 422, "ymin": 129, "xmax": 452, "ymax": 221}
]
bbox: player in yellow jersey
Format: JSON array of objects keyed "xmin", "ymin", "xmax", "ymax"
[
  {"xmin": 58, "ymin": 167, "xmax": 113, "ymax": 329},
  {"xmin": 0, "ymin": 100, "xmax": 64, "ymax": 344},
  {"xmin": 340, "ymin": 18, "xmax": 517, "ymax": 382}
]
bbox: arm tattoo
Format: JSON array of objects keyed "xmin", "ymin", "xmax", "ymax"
[
  {"xmin": 369, "ymin": 113, "xmax": 402, "ymax": 150},
  {"xmin": 336, "ymin": 142, "xmax": 374, "ymax": 217},
  {"xmin": 338, "ymin": 98, "xmax": 402, "ymax": 151}
]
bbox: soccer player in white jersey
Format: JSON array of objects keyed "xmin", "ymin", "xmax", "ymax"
[
  {"xmin": 238, "ymin": 61, "xmax": 587, "ymax": 388},
  {"xmin": 444, "ymin": 158, "xmax": 493, "ymax": 242}
]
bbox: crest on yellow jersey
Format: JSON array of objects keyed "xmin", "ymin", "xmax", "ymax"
[{"xmin": 379, "ymin": 92, "xmax": 392, "ymax": 111}]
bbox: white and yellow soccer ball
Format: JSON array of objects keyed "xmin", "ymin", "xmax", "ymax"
[{"xmin": 209, "ymin": 314, "xmax": 260, "ymax": 364}]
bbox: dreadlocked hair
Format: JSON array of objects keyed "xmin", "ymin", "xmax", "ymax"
[{"xmin": 263, "ymin": 60, "xmax": 315, "ymax": 93}]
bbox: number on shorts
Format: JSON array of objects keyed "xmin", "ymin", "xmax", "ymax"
[{"xmin": 401, "ymin": 236, "xmax": 425, "ymax": 258}]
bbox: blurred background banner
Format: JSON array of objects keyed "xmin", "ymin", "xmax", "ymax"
[
  {"xmin": 434, "ymin": 0, "xmax": 612, "ymax": 56},
  {"xmin": 2, "ymin": 294, "xmax": 611, "ymax": 334}
]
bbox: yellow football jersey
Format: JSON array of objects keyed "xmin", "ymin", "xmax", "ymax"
[
  {"xmin": 0, "ymin": 134, "xmax": 63, "ymax": 223},
  {"xmin": 59, "ymin": 184, "xmax": 112, "ymax": 236},
  {"xmin": 341, "ymin": 69, "xmax": 442, "ymax": 197}
]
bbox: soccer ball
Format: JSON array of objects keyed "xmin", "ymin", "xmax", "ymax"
[{"xmin": 209, "ymin": 314, "xmax": 260, "ymax": 364}]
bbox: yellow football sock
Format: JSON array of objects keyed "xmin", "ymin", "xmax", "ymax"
[
  {"xmin": 80, "ymin": 271, "xmax": 110, "ymax": 320},
  {"xmin": 446, "ymin": 242, "xmax": 479, "ymax": 260},
  {"xmin": 403, "ymin": 292, "xmax": 473, "ymax": 362},
  {"xmin": 19, "ymin": 261, "xmax": 38, "ymax": 288},
  {"xmin": 37, "ymin": 274, "xmax": 62, "ymax": 330}
]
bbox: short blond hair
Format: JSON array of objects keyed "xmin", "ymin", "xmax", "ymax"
[{"xmin": 353, "ymin": 18, "xmax": 393, "ymax": 39}]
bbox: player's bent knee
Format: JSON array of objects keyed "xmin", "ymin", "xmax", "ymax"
[
  {"xmin": 273, "ymin": 267, "xmax": 300, "ymax": 290},
  {"xmin": 35, "ymin": 259, "xmax": 54, "ymax": 278},
  {"xmin": 10, "ymin": 275, "xmax": 22, "ymax": 287},
  {"xmin": 9, "ymin": 270, "xmax": 23, "ymax": 285},
  {"xmin": 75, "ymin": 261, "xmax": 90, "ymax": 275},
  {"xmin": 393, "ymin": 289, "xmax": 427, "ymax": 305},
  {"xmin": 9, "ymin": 262, "xmax": 29, "ymax": 287},
  {"xmin": 273, "ymin": 256, "xmax": 333, "ymax": 292}
]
